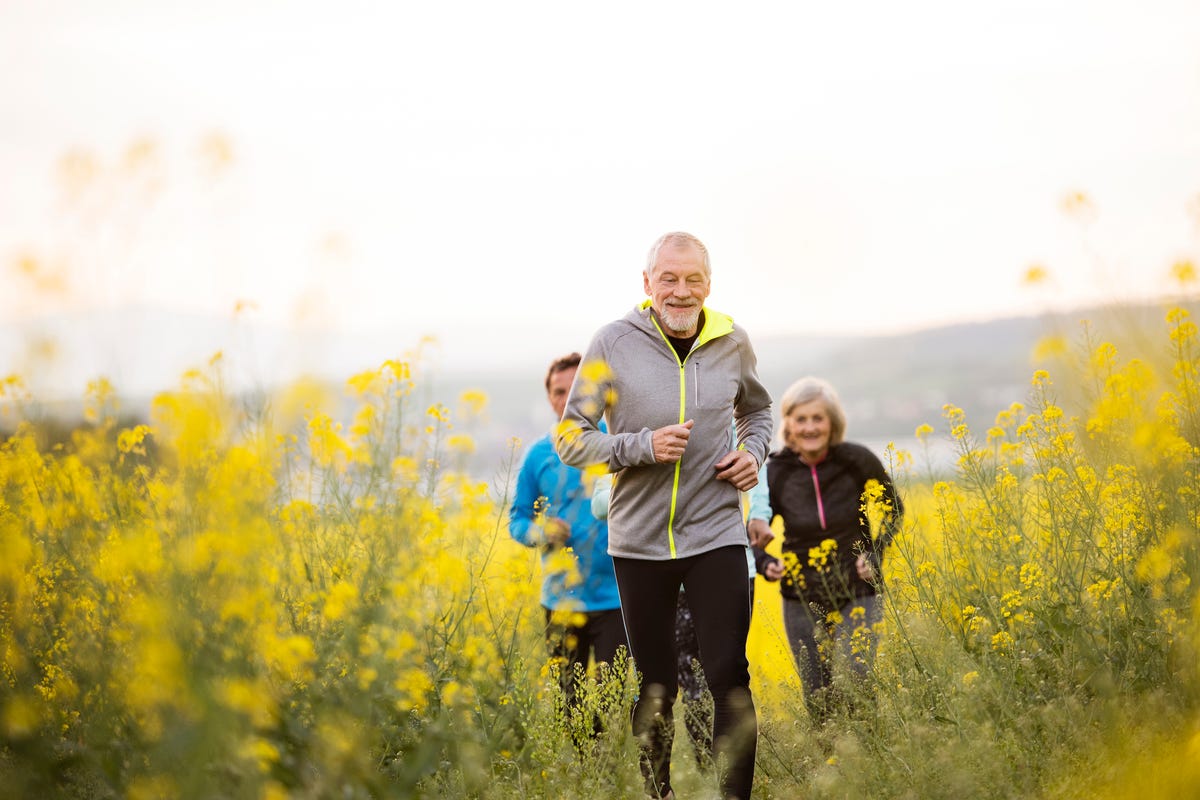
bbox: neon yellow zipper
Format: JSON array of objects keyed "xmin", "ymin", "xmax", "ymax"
[
  {"xmin": 650, "ymin": 313, "xmax": 688, "ymax": 558},
  {"xmin": 643, "ymin": 303, "xmax": 735, "ymax": 558}
]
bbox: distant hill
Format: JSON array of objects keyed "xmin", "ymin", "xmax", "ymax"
[{"xmin": 4, "ymin": 299, "xmax": 1193, "ymax": 479}]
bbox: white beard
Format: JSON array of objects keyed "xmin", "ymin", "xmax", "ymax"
[{"xmin": 662, "ymin": 304, "xmax": 701, "ymax": 334}]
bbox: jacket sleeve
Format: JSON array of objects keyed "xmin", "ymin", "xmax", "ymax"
[
  {"xmin": 732, "ymin": 330, "xmax": 773, "ymax": 467},
  {"xmin": 555, "ymin": 337, "xmax": 656, "ymax": 470},
  {"xmin": 590, "ymin": 472, "xmax": 612, "ymax": 520},
  {"xmin": 507, "ymin": 446, "xmax": 547, "ymax": 547},
  {"xmin": 752, "ymin": 545, "xmax": 781, "ymax": 576},
  {"xmin": 747, "ymin": 462, "xmax": 772, "ymax": 521}
]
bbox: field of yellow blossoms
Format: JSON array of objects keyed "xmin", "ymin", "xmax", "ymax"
[{"xmin": 3, "ymin": 310, "xmax": 1199, "ymax": 798}]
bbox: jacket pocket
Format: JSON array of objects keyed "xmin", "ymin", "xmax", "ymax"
[{"xmin": 690, "ymin": 359, "xmax": 734, "ymax": 411}]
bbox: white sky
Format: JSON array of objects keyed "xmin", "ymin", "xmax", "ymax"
[{"xmin": 3, "ymin": 0, "xmax": 1200, "ymax": 376}]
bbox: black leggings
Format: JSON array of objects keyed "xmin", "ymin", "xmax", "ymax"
[
  {"xmin": 676, "ymin": 578, "xmax": 756, "ymax": 764},
  {"xmin": 613, "ymin": 545, "xmax": 757, "ymax": 800}
]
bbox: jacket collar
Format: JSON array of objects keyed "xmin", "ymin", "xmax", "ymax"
[{"xmin": 636, "ymin": 300, "xmax": 734, "ymax": 346}]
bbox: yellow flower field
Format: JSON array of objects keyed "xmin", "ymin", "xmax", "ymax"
[{"xmin": 2, "ymin": 310, "xmax": 1198, "ymax": 798}]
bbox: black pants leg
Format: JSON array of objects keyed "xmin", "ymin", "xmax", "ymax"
[
  {"xmin": 587, "ymin": 607, "xmax": 630, "ymax": 668},
  {"xmin": 682, "ymin": 547, "xmax": 757, "ymax": 800},
  {"xmin": 613, "ymin": 556, "xmax": 683, "ymax": 798},
  {"xmin": 614, "ymin": 546, "xmax": 758, "ymax": 800},
  {"xmin": 545, "ymin": 607, "xmax": 629, "ymax": 728},
  {"xmin": 674, "ymin": 589, "xmax": 711, "ymax": 766}
]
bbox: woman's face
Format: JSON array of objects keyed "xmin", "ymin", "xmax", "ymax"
[{"xmin": 783, "ymin": 398, "xmax": 833, "ymax": 463}]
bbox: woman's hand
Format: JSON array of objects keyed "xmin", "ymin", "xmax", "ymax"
[
  {"xmin": 855, "ymin": 553, "xmax": 876, "ymax": 582},
  {"xmin": 747, "ymin": 518, "xmax": 774, "ymax": 547},
  {"xmin": 761, "ymin": 558, "xmax": 783, "ymax": 582}
]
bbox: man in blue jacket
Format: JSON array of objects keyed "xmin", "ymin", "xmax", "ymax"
[{"xmin": 509, "ymin": 352, "xmax": 625, "ymax": 732}]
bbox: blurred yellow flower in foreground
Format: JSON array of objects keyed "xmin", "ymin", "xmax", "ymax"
[
  {"xmin": 1171, "ymin": 259, "xmax": 1196, "ymax": 286},
  {"xmin": 1022, "ymin": 264, "xmax": 1049, "ymax": 285}
]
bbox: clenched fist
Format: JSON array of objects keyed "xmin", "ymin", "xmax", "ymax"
[
  {"xmin": 713, "ymin": 450, "xmax": 759, "ymax": 491},
  {"xmin": 652, "ymin": 419, "xmax": 694, "ymax": 464}
]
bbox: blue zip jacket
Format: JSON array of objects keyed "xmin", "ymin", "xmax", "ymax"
[{"xmin": 509, "ymin": 432, "xmax": 621, "ymax": 611}]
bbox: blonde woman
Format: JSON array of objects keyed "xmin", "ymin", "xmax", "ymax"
[{"xmin": 747, "ymin": 377, "xmax": 903, "ymax": 721}]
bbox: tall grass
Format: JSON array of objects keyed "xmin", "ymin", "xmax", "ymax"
[{"xmin": 2, "ymin": 310, "xmax": 1198, "ymax": 798}]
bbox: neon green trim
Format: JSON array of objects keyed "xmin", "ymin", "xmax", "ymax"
[
  {"xmin": 696, "ymin": 308, "xmax": 734, "ymax": 346},
  {"xmin": 643, "ymin": 303, "xmax": 734, "ymax": 561},
  {"xmin": 648, "ymin": 311, "xmax": 694, "ymax": 559},
  {"xmin": 666, "ymin": 462, "xmax": 682, "ymax": 558},
  {"xmin": 641, "ymin": 300, "xmax": 734, "ymax": 349}
]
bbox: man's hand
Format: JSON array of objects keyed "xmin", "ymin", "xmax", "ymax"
[
  {"xmin": 747, "ymin": 518, "xmax": 774, "ymax": 547},
  {"xmin": 713, "ymin": 450, "xmax": 759, "ymax": 491},
  {"xmin": 652, "ymin": 420, "xmax": 694, "ymax": 464},
  {"xmin": 543, "ymin": 517, "xmax": 570, "ymax": 547}
]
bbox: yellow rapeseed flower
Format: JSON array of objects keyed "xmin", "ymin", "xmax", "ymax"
[
  {"xmin": 1000, "ymin": 590, "xmax": 1025, "ymax": 620},
  {"xmin": 1022, "ymin": 264, "xmax": 1049, "ymax": 285},
  {"xmin": 346, "ymin": 367, "xmax": 382, "ymax": 397},
  {"xmin": 127, "ymin": 775, "xmax": 178, "ymax": 800},
  {"xmin": 1032, "ymin": 335, "xmax": 1070, "ymax": 362},
  {"xmin": 2, "ymin": 693, "xmax": 39, "ymax": 738},
  {"xmin": 395, "ymin": 668, "xmax": 433, "ymax": 712},
  {"xmin": 1019, "ymin": 562, "xmax": 1043, "ymax": 591},
  {"xmin": 323, "ymin": 579, "xmax": 358, "ymax": 621},
  {"xmin": 240, "ymin": 736, "xmax": 281, "ymax": 773},
  {"xmin": 348, "ymin": 403, "xmax": 376, "ymax": 440},
  {"xmin": 447, "ymin": 434, "xmax": 476, "ymax": 454},
  {"xmin": 990, "ymin": 631, "xmax": 1015, "ymax": 653},
  {"xmin": 307, "ymin": 413, "xmax": 352, "ymax": 471},
  {"xmin": 807, "ymin": 539, "xmax": 837, "ymax": 571},
  {"xmin": 357, "ymin": 666, "xmax": 379, "ymax": 691},
  {"xmin": 83, "ymin": 377, "xmax": 118, "ymax": 423},
  {"xmin": 263, "ymin": 634, "xmax": 316, "ymax": 682},
  {"xmin": 458, "ymin": 389, "xmax": 488, "ymax": 417},
  {"xmin": 579, "ymin": 358, "xmax": 612, "ymax": 383},
  {"xmin": 117, "ymin": 424, "xmax": 152, "ymax": 456},
  {"xmin": 219, "ymin": 678, "xmax": 276, "ymax": 728},
  {"xmin": 1170, "ymin": 259, "xmax": 1196, "ymax": 286}
]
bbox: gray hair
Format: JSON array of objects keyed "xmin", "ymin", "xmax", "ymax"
[
  {"xmin": 777, "ymin": 376, "xmax": 847, "ymax": 448},
  {"xmin": 645, "ymin": 232, "xmax": 711, "ymax": 278}
]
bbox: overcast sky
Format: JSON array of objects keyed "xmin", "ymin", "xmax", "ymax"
[{"xmin": 3, "ymin": 0, "xmax": 1200, "ymax": 385}]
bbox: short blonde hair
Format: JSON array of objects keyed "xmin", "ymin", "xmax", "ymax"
[
  {"xmin": 645, "ymin": 232, "xmax": 711, "ymax": 278},
  {"xmin": 777, "ymin": 376, "xmax": 847, "ymax": 448}
]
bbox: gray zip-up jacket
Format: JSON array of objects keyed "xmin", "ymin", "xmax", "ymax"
[{"xmin": 556, "ymin": 301, "xmax": 773, "ymax": 560}]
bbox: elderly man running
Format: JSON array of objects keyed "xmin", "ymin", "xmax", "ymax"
[{"xmin": 557, "ymin": 232, "xmax": 772, "ymax": 800}]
